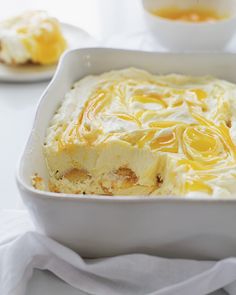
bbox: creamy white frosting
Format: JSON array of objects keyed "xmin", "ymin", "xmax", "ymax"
[
  {"xmin": 43, "ymin": 68, "xmax": 236, "ymax": 197},
  {"xmin": 0, "ymin": 29, "xmax": 30, "ymax": 64}
]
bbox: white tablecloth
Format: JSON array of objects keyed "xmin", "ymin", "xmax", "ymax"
[{"xmin": 1, "ymin": 210, "xmax": 236, "ymax": 295}]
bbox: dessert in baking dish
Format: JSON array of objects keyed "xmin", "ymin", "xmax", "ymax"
[
  {"xmin": 42, "ymin": 68, "xmax": 236, "ymax": 197},
  {"xmin": 0, "ymin": 11, "xmax": 67, "ymax": 65}
]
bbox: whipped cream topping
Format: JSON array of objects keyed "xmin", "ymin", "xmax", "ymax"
[{"xmin": 44, "ymin": 68, "xmax": 236, "ymax": 197}]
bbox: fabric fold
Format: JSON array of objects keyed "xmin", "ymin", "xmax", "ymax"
[{"xmin": 1, "ymin": 210, "xmax": 236, "ymax": 295}]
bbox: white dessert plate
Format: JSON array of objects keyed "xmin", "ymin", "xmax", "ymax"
[{"xmin": 0, "ymin": 23, "xmax": 97, "ymax": 83}]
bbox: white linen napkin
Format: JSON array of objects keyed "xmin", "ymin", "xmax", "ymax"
[{"xmin": 1, "ymin": 210, "xmax": 236, "ymax": 295}]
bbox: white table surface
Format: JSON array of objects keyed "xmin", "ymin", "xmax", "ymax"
[{"xmin": 1, "ymin": 1, "xmax": 236, "ymax": 294}]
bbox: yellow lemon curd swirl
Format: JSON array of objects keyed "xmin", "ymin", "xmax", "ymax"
[
  {"xmin": 20, "ymin": 11, "xmax": 67, "ymax": 65},
  {"xmin": 44, "ymin": 68, "xmax": 236, "ymax": 197}
]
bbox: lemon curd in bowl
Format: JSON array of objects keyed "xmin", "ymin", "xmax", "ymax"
[
  {"xmin": 142, "ymin": 0, "xmax": 236, "ymax": 50},
  {"xmin": 151, "ymin": 6, "xmax": 228, "ymax": 23},
  {"xmin": 39, "ymin": 68, "xmax": 236, "ymax": 198}
]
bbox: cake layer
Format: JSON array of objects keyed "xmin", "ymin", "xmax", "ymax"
[{"xmin": 43, "ymin": 68, "xmax": 236, "ymax": 197}]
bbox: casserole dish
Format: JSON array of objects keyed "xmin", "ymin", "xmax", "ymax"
[{"xmin": 17, "ymin": 48, "xmax": 236, "ymax": 259}]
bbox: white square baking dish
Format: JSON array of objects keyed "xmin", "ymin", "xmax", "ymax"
[{"xmin": 16, "ymin": 48, "xmax": 236, "ymax": 259}]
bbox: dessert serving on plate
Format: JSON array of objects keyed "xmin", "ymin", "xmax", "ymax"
[
  {"xmin": 38, "ymin": 68, "xmax": 236, "ymax": 198},
  {"xmin": 0, "ymin": 10, "xmax": 67, "ymax": 65}
]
